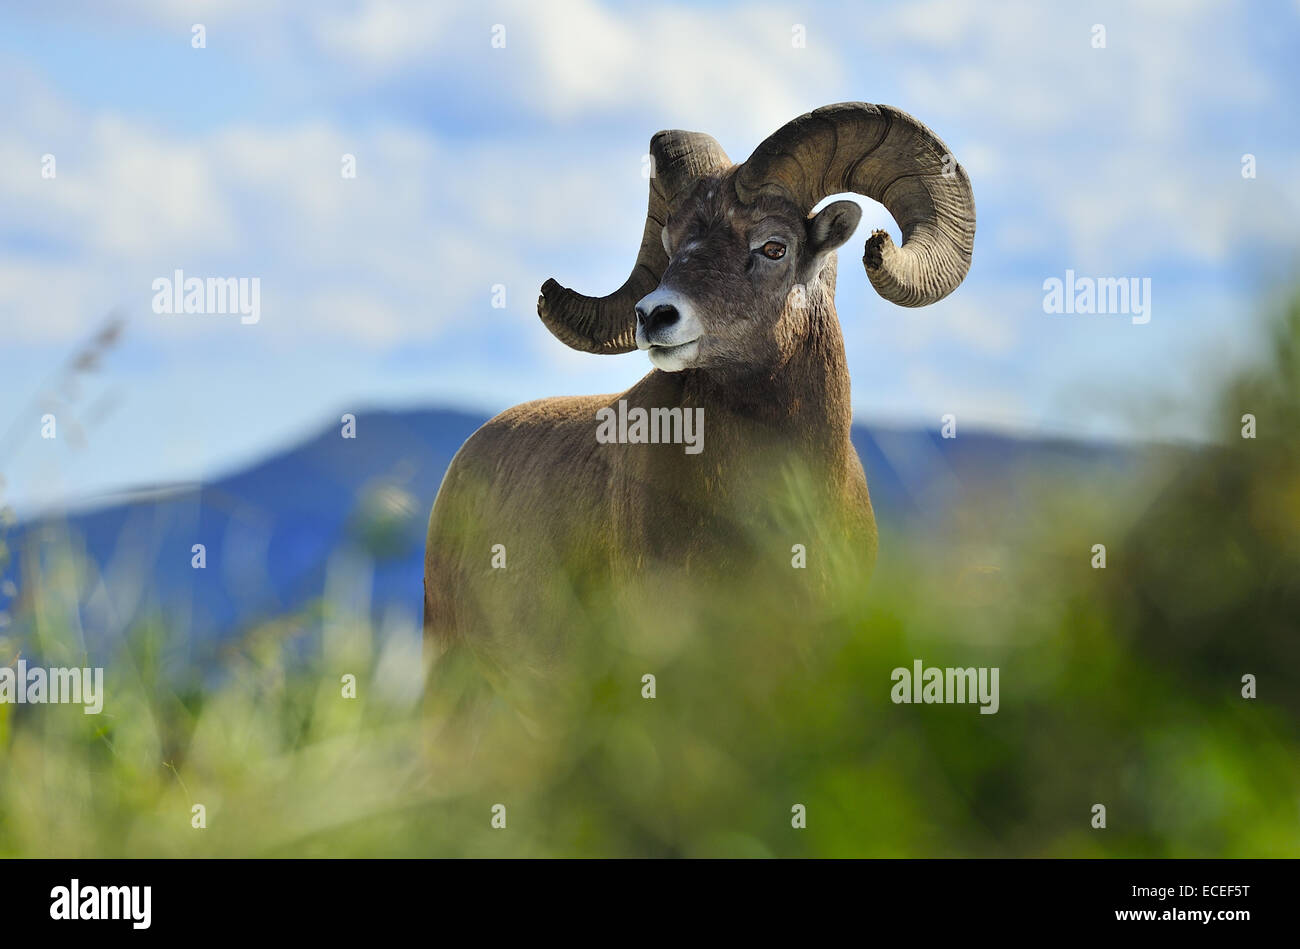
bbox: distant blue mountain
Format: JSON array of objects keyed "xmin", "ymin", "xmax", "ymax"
[{"xmin": 2, "ymin": 407, "xmax": 1141, "ymax": 655}]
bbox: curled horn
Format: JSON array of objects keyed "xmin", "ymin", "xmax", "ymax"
[
  {"xmin": 734, "ymin": 102, "xmax": 975, "ymax": 307},
  {"xmin": 537, "ymin": 131, "xmax": 731, "ymax": 353}
]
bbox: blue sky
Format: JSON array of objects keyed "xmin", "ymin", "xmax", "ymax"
[{"xmin": 1, "ymin": 0, "xmax": 1298, "ymax": 514}]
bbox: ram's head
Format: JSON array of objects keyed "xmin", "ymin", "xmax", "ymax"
[{"xmin": 538, "ymin": 103, "xmax": 976, "ymax": 377}]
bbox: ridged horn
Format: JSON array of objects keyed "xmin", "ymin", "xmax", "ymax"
[
  {"xmin": 734, "ymin": 102, "xmax": 974, "ymax": 307},
  {"xmin": 538, "ymin": 131, "xmax": 731, "ymax": 353}
]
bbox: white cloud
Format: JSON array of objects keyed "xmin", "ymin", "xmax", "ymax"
[
  {"xmin": 0, "ymin": 76, "xmax": 611, "ymax": 347},
  {"xmin": 847, "ymin": 0, "xmax": 1298, "ymax": 274},
  {"xmin": 310, "ymin": 0, "xmax": 845, "ymax": 132},
  {"xmin": 0, "ymin": 260, "xmax": 109, "ymax": 343},
  {"xmin": 315, "ymin": 0, "xmax": 454, "ymax": 70}
]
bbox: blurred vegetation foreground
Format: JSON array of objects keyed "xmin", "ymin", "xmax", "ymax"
[{"xmin": 0, "ymin": 295, "xmax": 1297, "ymax": 857}]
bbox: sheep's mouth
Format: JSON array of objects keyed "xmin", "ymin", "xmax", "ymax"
[
  {"xmin": 646, "ymin": 338, "xmax": 700, "ymax": 371},
  {"xmin": 648, "ymin": 338, "xmax": 698, "ymax": 354}
]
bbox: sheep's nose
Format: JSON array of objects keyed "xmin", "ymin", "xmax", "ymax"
[{"xmin": 636, "ymin": 303, "xmax": 680, "ymax": 335}]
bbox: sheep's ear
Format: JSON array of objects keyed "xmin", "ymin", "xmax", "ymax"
[{"xmin": 806, "ymin": 200, "xmax": 862, "ymax": 258}]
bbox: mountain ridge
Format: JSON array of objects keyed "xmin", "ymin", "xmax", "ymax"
[{"xmin": 1, "ymin": 407, "xmax": 1143, "ymax": 655}]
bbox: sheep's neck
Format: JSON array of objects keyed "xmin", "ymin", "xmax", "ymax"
[{"xmin": 682, "ymin": 302, "xmax": 854, "ymax": 459}]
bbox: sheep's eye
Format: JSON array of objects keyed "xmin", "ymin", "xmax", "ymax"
[{"xmin": 761, "ymin": 241, "xmax": 786, "ymax": 260}]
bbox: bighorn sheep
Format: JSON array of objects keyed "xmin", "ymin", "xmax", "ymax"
[{"xmin": 424, "ymin": 102, "xmax": 975, "ymax": 662}]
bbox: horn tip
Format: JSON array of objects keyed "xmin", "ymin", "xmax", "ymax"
[
  {"xmin": 537, "ymin": 278, "xmax": 564, "ymax": 315},
  {"xmin": 863, "ymin": 229, "xmax": 894, "ymax": 271}
]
